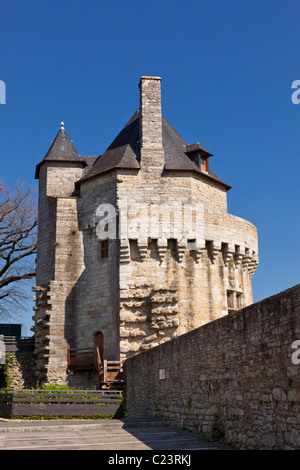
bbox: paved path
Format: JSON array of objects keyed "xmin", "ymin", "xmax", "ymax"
[{"xmin": 0, "ymin": 418, "xmax": 230, "ymax": 450}]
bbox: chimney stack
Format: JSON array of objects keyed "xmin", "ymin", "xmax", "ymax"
[{"xmin": 139, "ymin": 76, "xmax": 163, "ymax": 149}]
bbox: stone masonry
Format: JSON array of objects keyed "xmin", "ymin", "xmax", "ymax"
[
  {"xmin": 6, "ymin": 353, "xmax": 37, "ymax": 389},
  {"xmin": 125, "ymin": 284, "xmax": 300, "ymax": 450},
  {"xmin": 33, "ymin": 76, "xmax": 258, "ymax": 386}
]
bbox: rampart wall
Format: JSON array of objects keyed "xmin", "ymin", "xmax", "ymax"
[{"xmin": 125, "ymin": 284, "xmax": 300, "ymax": 449}]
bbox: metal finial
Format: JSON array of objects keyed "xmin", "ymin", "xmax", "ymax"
[{"xmin": 60, "ymin": 121, "xmax": 64, "ymax": 129}]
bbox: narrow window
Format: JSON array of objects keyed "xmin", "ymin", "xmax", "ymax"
[
  {"xmin": 200, "ymin": 155, "xmax": 207, "ymax": 172},
  {"xmin": 129, "ymin": 239, "xmax": 139, "ymax": 260},
  {"xmin": 95, "ymin": 331, "xmax": 104, "ymax": 364},
  {"xmin": 227, "ymin": 291, "xmax": 236, "ymax": 310},
  {"xmin": 227, "ymin": 291, "xmax": 232, "ymax": 309},
  {"xmin": 99, "ymin": 239, "xmax": 109, "ymax": 259},
  {"xmin": 236, "ymin": 293, "xmax": 242, "ymax": 310},
  {"xmin": 187, "ymin": 239, "xmax": 197, "ymax": 250}
]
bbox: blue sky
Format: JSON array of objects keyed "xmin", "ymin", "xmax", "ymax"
[{"xmin": 0, "ymin": 0, "xmax": 299, "ymax": 332}]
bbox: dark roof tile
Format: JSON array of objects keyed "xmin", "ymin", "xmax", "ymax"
[
  {"xmin": 79, "ymin": 111, "xmax": 140, "ymax": 182},
  {"xmin": 40, "ymin": 116, "xmax": 231, "ymax": 190},
  {"xmin": 35, "ymin": 124, "xmax": 86, "ymax": 178}
]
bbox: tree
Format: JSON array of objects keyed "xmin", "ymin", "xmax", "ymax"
[{"xmin": 0, "ymin": 181, "xmax": 37, "ymax": 320}]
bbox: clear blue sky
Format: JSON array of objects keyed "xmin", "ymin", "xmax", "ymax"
[{"xmin": 0, "ymin": 0, "xmax": 299, "ymax": 333}]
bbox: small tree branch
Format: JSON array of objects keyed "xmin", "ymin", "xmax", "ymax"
[{"xmin": 0, "ymin": 180, "xmax": 37, "ymax": 320}]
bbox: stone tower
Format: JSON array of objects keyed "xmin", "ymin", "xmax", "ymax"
[{"xmin": 33, "ymin": 77, "xmax": 258, "ymax": 386}]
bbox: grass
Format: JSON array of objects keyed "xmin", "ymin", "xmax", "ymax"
[{"xmin": 0, "ymin": 413, "xmax": 117, "ymax": 420}]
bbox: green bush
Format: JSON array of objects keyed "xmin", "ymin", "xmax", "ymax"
[
  {"xmin": 0, "ymin": 353, "xmax": 14, "ymax": 388},
  {"xmin": 0, "ymin": 413, "xmax": 116, "ymax": 420},
  {"xmin": 40, "ymin": 383, "xmax": 74, "ymax": 391},
  {"xmin": 39, "ymin": 383, "xmax": 97, "ymax": 391}
]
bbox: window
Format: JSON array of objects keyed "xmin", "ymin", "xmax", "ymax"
[
  {"xmin": 227, "ymin": 291, "xmax": 234, "ymax": 309},
  {"xmin": 227, "ymin": 290, "xmax": 243, "ymax": 312},
  {"xmin": 187, "ymin": 239, "xmax": 197, "ymax": 250},
  {"xmin": 99, "ymin": 240, "xmax": 109, "ymax": 259},
  {"xmin": 236, "ymin": 293, "xmax": 242, "ymax": 310},
  {"xmin": 129, "ymin": 239, "xmax": 139, "ymax": 260},
  {"xmin": 184, "ymin": 144, "xmax": 211, "ymax": 171},
  {"xmin": 200, "ymin": 155, "xmax": 207, "ymax": 172}
]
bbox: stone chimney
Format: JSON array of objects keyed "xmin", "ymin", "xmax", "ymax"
[{"xmin": 139, "ymin": 76, "xmax": 163, "ymax": 149}]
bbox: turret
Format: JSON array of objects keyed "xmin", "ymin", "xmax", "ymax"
[
  {"xmin": 33, "ymin": 122, "xmax": 86, "ymax": 384},
  {"xmin": 35, "ymin": 122, "xmax": 86, "ymax": 197}
]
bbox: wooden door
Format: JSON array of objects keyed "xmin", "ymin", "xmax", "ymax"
[{"xmin": 95, "ymin": 331, "xmax": 104, "ymax": 363}]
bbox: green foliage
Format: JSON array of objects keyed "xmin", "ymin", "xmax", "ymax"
[
  {"xmin": 39, "ymin": 383, "xmax": 98, "ymax": 390},
  {"xmin": 40, "ymin": 383, "xmax": 74, "ymax": 390},
  {"xmin": 0, "ymin": 353, "xmax": 14, "ymax": 388},
  {"xmin": 0, "ymin": 413, "xmax": 116, "ymax": 420}
]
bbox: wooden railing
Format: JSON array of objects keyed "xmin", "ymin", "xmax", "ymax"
[
  {"xmin": 0, "ymin": 389, "xmax": 122, "ymax": 403},
  {"xmin": 68, "ymin": 348, "xmax": 94, "ymax": 370},
  {"xmin": 68, "ymin": 346, "xmax": 125, "ymax": 388},
  {"xmin": 98, "ymin": 360, "xmax": 124, "ymax": 386},
  {"xmin": 1, "ymin": 336, "xmax": 35, "ymax": 352}
]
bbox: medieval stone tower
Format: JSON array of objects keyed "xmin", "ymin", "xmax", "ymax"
[{"xmin": 32, "ymin": 76, "xmax": 258, "ymax": 386}]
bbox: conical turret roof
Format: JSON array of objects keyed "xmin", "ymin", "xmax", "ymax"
[{"xmin": 35, "ymin": 122, "xmax": 86, "ymax": 178}]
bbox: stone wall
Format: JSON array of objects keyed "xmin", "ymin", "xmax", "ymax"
[
  {"xmin": 67, "ymin": 173, "xmax": 120, "ymax": 387},
  {"xmin": 116, "ymin": 164, "xmax": 258, "ymax": 360},
  {"xmin": 7, "ymin": 353, "xmax": 36, "ymax": 389},
  {"xmin": 33, "ymin": 161, "xmax": 86, "ymax": 384},
  {"xmin": 34, "ymin": 160, "xmax": 121, "ymax": 386},
  {"xmin": 125, "ymin": 284, "xmax": 300, "ymax": 450}
]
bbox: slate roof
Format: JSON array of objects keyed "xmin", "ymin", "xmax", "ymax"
[
  {"xmin": 35, "ymin": 124, "xmax": 86, "ymax": 178},
  {"xmin": 82, "ymin": 155, "xmax": 99, "ymax": 166},
  {"xmin": 78, "ymin": 110, "xmax": 231, "ymax": 190},
  {"xmin": 81, "ymin": 155, "xmax": 100, "ymax": 176},
  {"xmin": 79, "ymin": 111, "xmax": 141, "ymax": 183},
  {"xmin": 184, "ymin": 142, "xmax": 213, "ymax": 157},
  {"xmin": 37, "ymin": 115, "xmax": 231, "ymax": 190}
]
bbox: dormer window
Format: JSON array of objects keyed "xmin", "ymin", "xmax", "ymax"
[{"xmin": 184, "ymin": 142, "xmax": 212, "ymax": 172}]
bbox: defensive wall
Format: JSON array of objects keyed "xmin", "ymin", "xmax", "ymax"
[{"xmin": 125, "ymin": 284, "xmax": 300, "ymax": 449}]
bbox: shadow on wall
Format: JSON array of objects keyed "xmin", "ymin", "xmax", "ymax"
[
  {"xmin": 63, "ymin": 219, "xmax": 120, "ymax": 387},
  {"xmin": 10, "ymin": 352, "xmax": 37, "ymax": 389}
]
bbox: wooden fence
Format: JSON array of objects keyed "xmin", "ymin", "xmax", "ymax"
[{"xmin": 0, "ymin": 389, "xmax": 123, "ymax": 417}]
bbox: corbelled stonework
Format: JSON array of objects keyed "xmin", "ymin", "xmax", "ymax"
[{"xmin": 32, "ymin": 77, "xmax": 258, "ymax": 386}]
